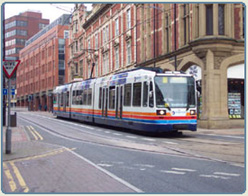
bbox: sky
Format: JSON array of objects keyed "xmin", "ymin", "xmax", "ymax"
[{"xmin": 4, "ymin": 3, "xmax": 92, "ymax": 22}]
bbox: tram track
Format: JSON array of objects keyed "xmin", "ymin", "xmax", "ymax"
[{"xmin": 18, "ymin": 114, "xmax": 243, "ymax": 166}]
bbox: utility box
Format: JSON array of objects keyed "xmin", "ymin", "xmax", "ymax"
[{"xmin": 10, "ymin": 112, "xmax": 17, "ymax": 127}]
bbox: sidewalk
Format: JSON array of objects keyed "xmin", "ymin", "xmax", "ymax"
[{"xmin": 2, "ymin": 126, "xmax": 140, "ymax": 193}]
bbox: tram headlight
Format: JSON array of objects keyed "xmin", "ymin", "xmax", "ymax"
[
  {"xmin": 190, "ymin": 110, "xmax": 196, "ymax": 115},
  {"xmin": 157, "ymin": 110, "xmax": 166, "ymax": 115}
]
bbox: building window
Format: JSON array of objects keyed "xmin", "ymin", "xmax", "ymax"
[
  {"xmin": 115, "ymin": 47, "xmax": 119, "ymax": 69},
  {"xmin": 115, "ymin": 18, "xmax": 119, "ymax": 36},
  {"xmin": 95, "ymin": 59, "xmax": 98, "ymax": 77},
  {"xmin": 80, "ymin": 38, "xmax": 84, "ymax": 51},
  {"xmin": 106, "ymin": 25, "xmax": 109, "ymax": 42},
  {"xmin": 165, "ymin": 14, "xmax": 170, "ymax": 52},
  {"xmin": 88, "ymin": 39, "xmax": 91, "ymax": 49},
  {"xmin": 64, "ymin": 30, "xmax": 69, "ymax": 39},
  {"xmin": 39, "ymin": 23, "xmax": 46, "ymax": 29},
  {"xmin": 218, "ymin": 4, "xmax": 225, "ymax": 35},
  {"xmin": 75, "ymin": 41, "xmax": 78, "ymax": 52},
  {"xmin": 127, "ymin": 41, "xmax": 131, "ymax": 65},
  {"xmin": 95, "ymin": 33, "xmax": 98, "ymax": 49},
  {"xmin": 127, "ymin": 8, "xmax": 131, "ymax": 29},
  {"xmin": 183, "ymin": 4, "xmax": 190, "ymax": 45},
  {"xmin": 206, "ymin": 4, "xmax": 213, "ymax": 35}
]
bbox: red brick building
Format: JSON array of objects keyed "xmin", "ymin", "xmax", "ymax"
[
  {"xmin": 16, "ymin": 14, "xmax": 71, "ymax": 111},
  {"xmin": 4, "ymin": 11, "xmax": 49, "ymax": 60},
  {"xmin": 68, "ymin": 4, "xmax": 136, "ymax": 81}
]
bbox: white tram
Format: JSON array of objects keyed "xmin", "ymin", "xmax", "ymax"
[{"xmin": 53, "ymin": 68, "xmax": 197, "ymax": 133}]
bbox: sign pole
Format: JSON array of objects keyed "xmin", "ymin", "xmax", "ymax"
[
  {"xmin": 6, "ymin": 78, "xmax": 11, "ymax": 154},
  {"xmin": 3, "ymin": 60, "xmax": 20, "ymax": 154}
]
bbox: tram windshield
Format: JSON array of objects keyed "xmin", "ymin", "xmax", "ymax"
[{"xmin": 155, "ymin": 76, "xmax": 196, "ymax": 109}]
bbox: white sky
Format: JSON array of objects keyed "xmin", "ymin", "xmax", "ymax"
[{"xmin": 4, "ymin": 3, "xmax": 92, "ymax": 22}]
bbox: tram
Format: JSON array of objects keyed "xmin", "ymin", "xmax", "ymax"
[{"xmin": 53, "ymin": 68, "xmax": 197, "ymax": 133}]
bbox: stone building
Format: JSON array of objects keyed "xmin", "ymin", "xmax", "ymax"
[
  {"xmin": 16, "ymin": 14, "xmax": 71, "ymax": 111},
  {"xmin": 69, "ymin": 3, "xmax": 245, "ymax": 129}
]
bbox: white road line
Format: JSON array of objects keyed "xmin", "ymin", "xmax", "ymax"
[
  {"xmin": 160, "ymin": 170, "xmax": 185, "ymax": 175},
  {"xmin": 142, "ymin": 138, "xmax": 156, "ymax": 142},
  {"xmin": 113, "ymin": 133, "xmax": 122, "ymax": 136},
  {"xmin": 97, "ymin": 163, "xmax": 113, "ymax": 167},
  {"xmin": 172, "ymin": 168, "xmax": 196, "ymax": 172},
  {"xmin": 134, "ymin": 164, "xmax": 155, "ymax": 168},
  {"xmin": 214, "ymin": 172, "xmax": 240, "ymax": 177},
  {"xmin": 126, "ymin": 136, "xmax": 137, "ymax": 139},
  {"xmin": 164, "ymin": 141, "xmax": 178, "ymax": 145},
  {"xmin": 199, "ymin": 174, "xmax": 230, "ymax": 180},
  {"xmin": 104, "ymin": 131, "xmax": 111, "ymax": 134}
]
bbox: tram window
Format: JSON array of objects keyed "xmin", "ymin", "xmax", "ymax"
[
  {"xmin": 133, "ymin": 83, "xmax": 141, "ymax": 107},
  {"xmin": 99, "ymin": 88, "xmax": 102, "ymax": 109},
  {"xmin": 124, "ymin": 84, "xmax": 131, "ymax": 106},
  {"xmin": 58, "ymin": 94, "xmax": 60, "ymax": 106},
  {"xmin": 53, "ymin": 94, "xmax": 57, "ymax": 104},
  {"xmin": 149, "ymin": 82, "xmax": 154, "ymax": 107},
  {"xmin": 87, "ymin": 88, "xmax": 92, "ymax": 105},
  {"xmin": 83, "ymin": 90, "xmax": 87, "ymax": 105},
  {"xmin": 143, "ymin": 82, "xmax": 148, "ymax": 107},
  {"xmin": 72, "ymin": 91, "xmax": 76, "ymax": 105},
  {"xmin": 109, "ymin": 86, "xmax": 115, "ymax": 109},
  {"xmin": 66, "ymin": 92, "xmax": 69, "ymax": 106},
  {"xmin": 60, "ymin": 93, "xmax": 63, "ymax": 107}
]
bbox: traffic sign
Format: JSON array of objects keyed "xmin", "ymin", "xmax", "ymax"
[
  {"xmin": 2, "ymin": 89, "xmax": 15, "ymax": 95},
  {"xmin": 3, "ymin": 60, "xmax": 21, "ymax": 78},
  {"xmin": 3, "ymin": 89, "xmax": 7, "ymax": 95}
]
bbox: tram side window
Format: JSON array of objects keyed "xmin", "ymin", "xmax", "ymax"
[
  {"xmin": 87, "ymin": 88, "xmax": 92, "ymax": 105},
  {"xmin": 72, "ymin": 91, "xmax": 76, "ymax": 105},
  {"xmin": 60, "ymin": 93, "xmax": 64, "ymax": 107},
  {"xmin": 149, "ymin": 82, "xmax": 154, "ymax": 107},
  {"xmin": 143, "ymin": 82, "xmax": 148, "ymax": 107},
  {"xmin": 99, "ymin": 88, "xmax": 102, "ymax": 109},
  {"xmin": 66, "ymin": 92, "xmax": 69, "ymax": 106},
  {"xmin": 78, "ymin": 90, "xmax": 84, "ymax": 105},
  {"xmin": 83, "ymin": 90, "xmax": 87, "ymax": 105},
  {"xmin": 53, "ymin": 94, "xmax": 57, "ymax": 104},
  {"xmin": 133, "ymin": 83, "xmax": 141, "ymax": 107},
  {"xmin": 58, "ymin": 94, "xmax": 60, "ymax": 106},
  {"xmin": 109, "ymin": 86, "xmax": 115, "ymax": 109},
  {"xmin": 124, "ymin": 84, "xmax": 131, "ymax": 106}
]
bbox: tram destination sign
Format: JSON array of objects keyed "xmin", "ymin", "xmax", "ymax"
[{"xmin": 3, "ymin": 60, "xmax": 21, "ymax": 78}]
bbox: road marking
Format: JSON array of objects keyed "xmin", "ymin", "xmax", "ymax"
[
  {"xmin": 3, "ymin": 163, "xmax": 17, "ymax": 192},
  {"xmin": 30, "ymin": 126, "xmax": 43, "ymax": 140},
  {"xmin": 142, "ymin": 138, "xmax": 156, "ymax": 142},
  {"xmin": 134, "ymin": 164, "xmax": 155, "ymax": 168},
  {"xmin": 164, "ymin": 141, "xmax": 178, "ymax": 145},
  {"xmin": 172, "ymin": 168, "xmax": 196, "ymax": 172},
  {"xmin": 199, "ymin": 174, "xmax": 230, "ymax": 180},
  {"xmin": 160, "ymin": 170, "xmax": 186, "ymax": 175},
  {"xmin": 113, "ymin": 133, "xmax": 122, "ymax": 136},
  {"xmin": 97, "ymin": 163, "xmax": 113, "ymax": 167},
  {"xmin": 10, "ymin": 162, "xmax": 29, "ymax": 192},
  {"xmin": 27, "ymin": 126, "xmax": 38, "ymax": 140},
  {"xmin": 214, "ymin": 172, "xmax": 240, "ymax": 177},
  {"xmin": 105, "ymin": 131, "xmax": 110, "ymax": 134},
  {"xmin": 126, "ymin": 136, "xmax": 137, "ymax": 139}
]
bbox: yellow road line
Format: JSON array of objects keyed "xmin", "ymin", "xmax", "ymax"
[
  {"xmin": 3, "ymin": 163, "xmax": 17, "ymax": 192},
  {"xmin": 30, "ymin": 126, "xmax": 43, "ymax": 140},
  {"xmin": 27, "ymin": 126, "xmax": 38, "ymax": 140},
  {"xmin": 9, "ymin": 162, "xmax": 29, "ymax": 193}
]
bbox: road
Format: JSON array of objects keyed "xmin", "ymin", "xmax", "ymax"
[{"xmin": 5, "ymin": 110, "xmax": 245, "ymax": 193}]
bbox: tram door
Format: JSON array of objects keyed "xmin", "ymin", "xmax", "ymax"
[
  {"xmin": 116, "ymin": 86, "xmax": 123, "ymax": 119},
  {"xmin": 58, "ymin": 94, "xmax": 61, "ymax": 112},
  {"xmin": 102, "ymin": 88, "xmax": 108, "ymax": 117}
]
